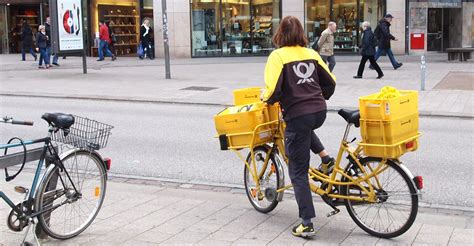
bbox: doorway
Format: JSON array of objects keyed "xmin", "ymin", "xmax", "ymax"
[{"xmin": 427, "ymin": 8, "xmax": 450, "ymax": 52}]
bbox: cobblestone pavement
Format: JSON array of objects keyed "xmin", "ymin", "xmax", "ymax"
[{"xmin": 1, "ymin": 174, "xmax": 473, "ymax": 245}]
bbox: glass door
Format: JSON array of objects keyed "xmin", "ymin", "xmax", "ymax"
[{"xmin": 427, "ymin": 8, "xmax": 443, "ymax": 51}]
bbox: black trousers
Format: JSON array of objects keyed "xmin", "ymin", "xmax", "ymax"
[
  {"xmin": 357, "ymin": 55, "xmax": 383, "ymax": 77},
  {"xmin": 285, "ymin": 111, "xmax": 327, "ymax": 219}
]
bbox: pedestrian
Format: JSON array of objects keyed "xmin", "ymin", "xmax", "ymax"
[
  {"xmin": 35, "ymin": 25, "xmax": 50, "ymax": 69},
  {"xmin": 353, "ymin": 21, "xmax": 384, "ymax": 79},
  {"xmin": 105, "ymin": 20, "xmax": 116, "ymax": 56},
  {"xmin": 372, "ymin": 14, "xmax": 403, "ymax": 70},
  {"xmin": 45, "ymin": 16, "xmax": 59, "ymax": 66},
  {"xmin": 139, "ymin": 18, "xmax": 154, "ymax": 60},
  {"xmin": 97, "ymin": 20, "xmax": 116, "ymax": 61},
  {"xmin": 263, "ymin": 16, "xmax": 336, "ymax": 238},
  {"xmin": 20, "ymin": 20, "xmax": 37, "ymax": 61},
  {"xmin": 317, "ymin": 21, "xmax": 336, "ymax": 72}
]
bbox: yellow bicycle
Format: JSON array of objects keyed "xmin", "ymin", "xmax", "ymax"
[{"xmin": 216, "ymin": 101, "xmax": 423, "ymax": 238}]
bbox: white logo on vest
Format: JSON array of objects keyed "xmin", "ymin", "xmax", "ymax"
[{"xmin": 292, "ymin": 62, "xmax": 315, "ymax": 85}]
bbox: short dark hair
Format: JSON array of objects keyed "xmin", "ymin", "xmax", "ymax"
[{"xmin": 272, "ymin": 16, "xmax": 308, "ymax": 48}]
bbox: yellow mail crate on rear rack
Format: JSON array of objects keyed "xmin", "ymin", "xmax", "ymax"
[
  {"xmin": 214, "ymin": 102, "xmax": 280, "ymax": 150},
  {"xmin": 359, "ymin": 113, "xmax": 420, "ymax": 158},
  {"xmin": 233, "ymin": 87, "xmax": 262, "ymax": 105},
  {"xmin": 359, "ymin": 90, "xmax": 418, "ymax": 121}
]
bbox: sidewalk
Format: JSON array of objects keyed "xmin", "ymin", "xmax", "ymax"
[
  {"xmin": 1, "ymin": 174, "xmax": 473, "ymax": 246},
  {"xmin": 0, "ymin": 54, "xmax": 472, "ymax": 118}
]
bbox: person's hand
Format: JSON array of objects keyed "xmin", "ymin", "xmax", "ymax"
[{"xmin": 35, "ymin": 47, "xmax": 39, "ymax": 52}]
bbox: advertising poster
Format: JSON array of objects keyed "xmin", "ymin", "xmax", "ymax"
[{"xmin": 57, "ymin": 0, "xmax": 83, "ymax": 51}]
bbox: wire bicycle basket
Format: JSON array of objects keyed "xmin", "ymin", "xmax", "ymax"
[{"xmin": 51, "ymin": 115, "xmax": 114, "ymax": 150}]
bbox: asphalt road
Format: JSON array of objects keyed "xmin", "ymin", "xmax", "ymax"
[{"xmin": 0, "ymin": 96, "xmax": 472, "ymax": 209}]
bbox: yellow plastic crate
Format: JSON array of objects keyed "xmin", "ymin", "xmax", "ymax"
[
  {"xmin": 360, "ymin": 113, "xmax": 420, "ymax": 158},
  {"xmin": 214, "ymin": 102, "xmax": 278, "ymax": 150},
  {"xmin": 359, "ymin": 90, "xmax": 418, "ymax": 121},
  {"xmin": 233, "ymin": 87, "xmax": 262, "ymax": 105}
]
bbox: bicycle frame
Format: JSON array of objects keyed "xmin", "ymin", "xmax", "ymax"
[
  {"xmin": 232, "ymin": 113, "xmax": 392, "ymax": 204},
  {"xmin": 0, "ymin": 131, "xmax": 78, "ymax": 217}
]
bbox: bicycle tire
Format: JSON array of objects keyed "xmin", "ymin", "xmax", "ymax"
[
  {"xmin": 342, "ymin": 157, "xmax": 418, "ymax": 238},
  {"xmin": 35, "ymin": 149, "xmax": 107, "ymax": 239},
  {"xmin": 244, "ymin": 145, "xmax": 281, "ymax": 214}
]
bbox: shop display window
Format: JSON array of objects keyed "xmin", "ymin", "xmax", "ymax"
[
  {"xmin": 305, "ymin": 0, "xmax": 384, "ymax": 53},
  {"xmin": 191, "ymin": 0, "xmax": 280, "ymax": 57},
  {"xmin": 6, "ymin": 4, "xmax": 41, "ymax": 53},
  {"xmin": 92, "ymin": 0, "xmax": 140, "ymax": 56}
]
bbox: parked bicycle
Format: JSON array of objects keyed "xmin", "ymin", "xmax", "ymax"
[
  {"xmin": 0, "ymin": 113, "xmax": 113, "ymax": 245},
  {"xmin": 215, "ymin": 89, "xmax": 423, "ymax": 238}
]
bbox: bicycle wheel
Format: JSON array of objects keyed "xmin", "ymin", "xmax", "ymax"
[
  {"xmin": 342, "ymin": 157, "xmax": 418, "ymax": 238},
  {"xmin": 244, "ymin": 145, "xmax": 281, "ymax": 213},
  {"xmin": 35, "ymin": 149, "xmax": 107, "ymax": 239}
]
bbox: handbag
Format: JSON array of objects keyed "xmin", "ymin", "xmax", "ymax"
[{"xmin": 137, "ymin": 42, "xmax": 144, "ymax": 57}]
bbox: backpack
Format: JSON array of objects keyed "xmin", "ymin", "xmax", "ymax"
[{"xmin": 312, "ymin": 36, "xmax": 320, "ymax": 51}]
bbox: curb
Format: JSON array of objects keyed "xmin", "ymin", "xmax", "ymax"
[
  {"xmin": 107, "ymin": 172, "xmax": 474, "ymax": 216},
  {"xmin": 1, "ymin": 92, "xmax": 473, "ymax": 119}
]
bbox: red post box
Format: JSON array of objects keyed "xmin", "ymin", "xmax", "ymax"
[{"xmin": 411, "ymin": 33, "xmax": 424, "ymax": 50}]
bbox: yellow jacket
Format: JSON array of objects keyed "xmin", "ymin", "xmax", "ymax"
[{"xmin": 263, "ymin": 46, "xmax": 336, "ymax": 120}]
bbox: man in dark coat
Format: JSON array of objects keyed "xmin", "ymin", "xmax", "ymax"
[
  {"xmin": 20, "ymin": 21, "xmax": 37, "ymax": 61},
  {"xmin": 354, "ymin": 21, "xmax": 383, "ymax": 79},
  {"xmin": 372, "ymin": 14, "xmax": 402, "ymax": 70},
  {"xmin": 45, "ymin": 16, "xmax": 59, "ymax": 66}
]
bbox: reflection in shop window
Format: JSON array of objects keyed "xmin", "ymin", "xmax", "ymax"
[{"xmin": 191, "ymin": 0, "xmax": 280, "ymax": 57}]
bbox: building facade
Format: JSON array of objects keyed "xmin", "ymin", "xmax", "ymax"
[{"xmin": 1, "ymin": 0, "xmax": 473, "ymax": 58}]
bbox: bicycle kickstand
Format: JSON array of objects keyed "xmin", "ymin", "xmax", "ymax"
[{"xmin": 20, "ymin": 218, "xmax": 42, "ymax": 246}]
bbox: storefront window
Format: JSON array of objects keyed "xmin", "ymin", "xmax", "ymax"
[
  {"xmin": 305, "ymin": 0, "xmax": 330, "ymax": 46},
  {"xmin": 305, "ymin": 0, "xmax": 384, "ymax": 53},
  {"xmin": 251, "ymin": 0, "xmax": 280, "ymax": 55},
  {"xmin": 191, "ymin": 0, "xmax": 221, "ymax": 57},
  {"xmin": 91, "ymin": 0, "xmax": 140, "ymax": 56},
  {"xmin": 191, "ymin": 0, "xmax": 280, "ymax": 57}
]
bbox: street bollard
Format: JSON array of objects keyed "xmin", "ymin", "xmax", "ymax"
[{"xmin": 420, "ymin": 54, "xmax": 426, "ymax": 91}]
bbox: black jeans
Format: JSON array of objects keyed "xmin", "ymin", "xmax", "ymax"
[
  {"xmin": 357, "ymin": 55, "xmax": 383, "ymax": 77},
  {"xmin": 285, "ymin": 111, "xmax": 327, "ymax": 220}
]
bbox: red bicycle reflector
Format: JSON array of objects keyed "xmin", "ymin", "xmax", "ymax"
[
  {"xmin": 413, "ymin": 176, "xmax": 423, "ymax": 190},
  {"xmin": 406, "ymin": 141, "xmax": 415, "ymax": 149},
  {"xmin": 104, "ymin": 158, "xmax": 111, "ymax": 170}
]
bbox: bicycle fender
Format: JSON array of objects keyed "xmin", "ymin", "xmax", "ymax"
[
  {"xmin": 59, "ymin": 149, "xmax": 107, "ymax": 172},
  {"xmin": 397, "ymin": 162, "xmax": 423, "ymax": 199},
  {"xmin": 273, "ymin": 151, "xmax": 286, "ymax": 202}
]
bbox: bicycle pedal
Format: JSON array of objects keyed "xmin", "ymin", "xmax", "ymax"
[
  {"xmin": 326, "ymin": 209, "xmax": 340, "ymax": 217},
  {"xmin": 14, "ymin": 186, "xmax": 28, "ymax": 194}
]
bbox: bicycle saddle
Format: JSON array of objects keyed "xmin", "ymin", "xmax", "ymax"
[
  {"xmin": 42, "ymin": 113, "xmax": 75, "ymax": 129},
  {"xmin": 338, "ymin": 109, "xmax": 360, "ymax": 127}
]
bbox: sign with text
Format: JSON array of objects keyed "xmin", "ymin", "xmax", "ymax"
[{"xmin": 56, "ymin": 0, "xmax": 83, "ymax": 51}]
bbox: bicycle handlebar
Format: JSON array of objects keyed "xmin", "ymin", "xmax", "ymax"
[{"xmin": 1, "ymin": 116, "xmax": 34, "ymax": 126}]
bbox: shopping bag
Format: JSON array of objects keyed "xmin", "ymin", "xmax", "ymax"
[{"xmin": 137, "ymin": 43, "xmax": 144, "ymax": 57}]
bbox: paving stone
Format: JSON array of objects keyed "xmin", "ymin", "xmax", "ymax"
[
  {"xmin": 207, "ymin": 230, "xmax": 245, "ymax": 242},
  {"xmin": 195, "ymin": 238, "xmax": 233, "ymax": 246},
  {"xmin": 133, "ymin": 230, "xmax": 173, "ymax": 244},
  {"xmin": 165, "ymin": 230, "xmax": 209, "ymax": 243},
  {"xmin": 232, "ymin": 238, "xmax": 270, "ymax": 245},
  {"xmin": 414, "ymin": 232, "xmax": 451, "ymax": 245}
]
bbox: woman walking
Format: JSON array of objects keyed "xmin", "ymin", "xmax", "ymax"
[
  {"xmin": 20, "ymin": 21, "xmax": 37, "ymax": 61},
  {"xmin": 36, "ymin": 25, "xmax": 50, "ymax": 69},
  {"xmin": 139, "ymin": 18, "xmax": 154, "ymax": 59},
  {"xmin": 353, "ymin": 21, "xmax": 383, "ymax": 79}
]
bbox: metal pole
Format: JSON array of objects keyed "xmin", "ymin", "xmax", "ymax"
[
  {"xmin": 82, "ymin": 50, "xmax": 87, "ymax": 74},
  {"xmin": 420, "ymin": 54, "xmax": 426, "ymax": 91},
  {"xmin": 161, "ymin": 0, "xmax": 171, "ymax": 79}
]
